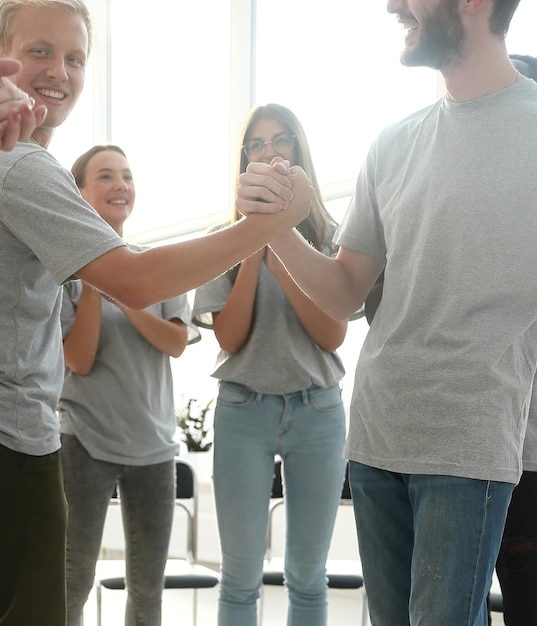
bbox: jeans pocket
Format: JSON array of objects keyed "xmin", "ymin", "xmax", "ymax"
[
  {"xmin": 309, "ymin": 385, "xmax": 343, "ymax": 413},
  {"xmin": 217, "ymin": 381, "xmax": 255, "ymax": 408}
]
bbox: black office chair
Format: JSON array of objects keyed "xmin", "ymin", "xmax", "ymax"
[
  {"xmin": 487, "ymin": 572, "xmax": 504, "ymax": 623},
  {"xmin": 95, "ymin": 458, "xmax": 219, "ymax": 626},
  {"xmin": 489, "ymin": 591, "xmax": 503, "ymax": 613},
  {"xmin": 260, "ymin": 459, "xmax": 369, "ymax": 625}
]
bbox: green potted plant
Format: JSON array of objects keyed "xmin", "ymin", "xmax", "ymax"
[{"xmin": 176, "ymin": 397, "xmax": 214, "ymax": 452}]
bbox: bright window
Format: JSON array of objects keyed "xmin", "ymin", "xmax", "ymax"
[{"xmin": 51, "ymin": 0, "xmax": 233, "ymax": 243}]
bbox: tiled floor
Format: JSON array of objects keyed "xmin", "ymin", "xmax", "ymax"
[
  {"xmin": 85, "ymin": 561, "xmax": 505, "ymax": 626},
  {"xmin": 84, "ymin": 576, "xmax": 368, "ymax": 626}
]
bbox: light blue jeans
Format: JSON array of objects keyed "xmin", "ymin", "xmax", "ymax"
[
  {"xmin": 61, "ymin": 435, "xmax": 175, "ymax": 626},
  {"xmin": 349, "ymin": 461, "xmax": 514, "ymax": 626},
  {"xmin": 213, "ymin": 381, "xmax": 346, "ymax": 626}
]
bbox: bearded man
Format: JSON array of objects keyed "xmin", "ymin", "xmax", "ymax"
[{"xmin": 235, "ymin": 1, "xmax": 536, "ymax": 625}]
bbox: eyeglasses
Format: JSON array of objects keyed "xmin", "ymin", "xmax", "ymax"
[{"xmin": 242, "ymin": 132, "xmax": 296, "ymax": 160}]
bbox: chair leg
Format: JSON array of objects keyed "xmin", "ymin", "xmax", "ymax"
[
  {"xmin": 96, "ymin": 584, "xmax": 102, "ymax": 626},
  {"xmin": 192, "ymin": 588, "xmax": 197, "ymax": 626},
  {"xmin": 361, "ymin": 587, "xmax": 369, "ymax": 626},
  {"xmin": 258, "ymin": 584, "xmax": 265, "ymax": 626}
]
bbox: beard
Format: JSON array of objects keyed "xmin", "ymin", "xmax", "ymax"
[{"xmin": 401, "ymin": 0, "xmax": 466, "ymax": 70}]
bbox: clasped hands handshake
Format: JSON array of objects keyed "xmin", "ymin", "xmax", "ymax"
[
  {"xmin": 0, "ymin": 58, "xmax": 47, "ymax": 150},
  {"xmin": 236, "ymin": 157, "xmax": 313, "ymax": 231}
]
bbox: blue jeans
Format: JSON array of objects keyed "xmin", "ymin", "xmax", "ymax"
[
  {"xmin": 61, "ymin": 435, "xmax": 175, "ymax": 626},
  {"xmin": 349, "ymin": 461, "xmax": 513, "ymax": 626},
  {"xmin": 213, "ymin": 382, "xmax": 346, "ymax": 626}
]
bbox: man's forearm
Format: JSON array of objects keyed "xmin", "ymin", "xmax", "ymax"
[
  {"xmin": 77, "ymin": 209, "xmax": 309, "ymax": 310},
  {"xmin": 269, "ymin": 230, "xmax": 362, "ymax": 321}
]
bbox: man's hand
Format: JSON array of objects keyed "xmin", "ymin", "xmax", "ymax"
[
  {"xmin": 236, "ymin": 158, "xmax": 313, "ymax": 226},
  {"xmin": 0, "ymin": 59, "xmax": 47, "ymax": 150},
  {"xmin": 236, "ymin": 159, "xmax": 294, "ymax": 213}
]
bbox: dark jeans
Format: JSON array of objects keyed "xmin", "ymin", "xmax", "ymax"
[
  {"xmin": 494, "ymin": 470, "xmax": 537, "ymax": 626},
  {"xmin": 0, "ymin": 444, "xmax": 67, "ymax": 626}
]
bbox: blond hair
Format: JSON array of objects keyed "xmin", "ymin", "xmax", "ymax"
[{"xmin": 0, "ymin": 0, "xmax": 94, "ymax": 54}]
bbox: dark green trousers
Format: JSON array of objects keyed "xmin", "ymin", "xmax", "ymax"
[{"xmin": 0, "ymin": 445, "xmax": 67, "ymax": 626}]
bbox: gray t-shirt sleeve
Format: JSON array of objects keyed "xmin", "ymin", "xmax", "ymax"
[
  {"xmin": 1, "ymin": 147, "xmax": 124, "ymax": 283},
  {"xmin": 334, "ymin": 139, "xmax": 387, "ymax": 263},
  {"xmin": 192, "ymin": 271, "xmax": 233, "ymax": 329},
  {"xmin": 162, "ymin": 293, "xmax": 201, "ymax": 345},
  {"xmin": 523, "ymin": 376, "xmax": 537, "ymax": 471}
]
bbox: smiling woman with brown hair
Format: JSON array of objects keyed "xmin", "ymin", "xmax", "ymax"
[{"xmin": 59, "ymin": 145, "xmax": 200, "ymax": 626}]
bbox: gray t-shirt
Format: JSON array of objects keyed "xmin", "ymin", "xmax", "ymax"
[
  {"xmin": 193, "ymin": 251, "xmax": 345, "ymax": 394},
  {"xmin": 58, "ymin": 246, "xmax": 200, "ymax": 465},
  {"xmin": 0, "ymin": 141, "xmax": 124, "ymax": 456},
  {"xmin": 336, "ymin": 79, "xmax": 537, "ymax": 484},
  {"xmin": 523, "ymin": 378, "xmax": 537, "ymax": 472}
]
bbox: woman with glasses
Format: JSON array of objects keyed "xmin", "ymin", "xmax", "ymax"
[
  {"xmin": 193, "ymin": 103, "xmax": 348, "ymax": 626},
  {"xmin": 58, "ymin": 145, "xmax": 200, "ymax": 626}
]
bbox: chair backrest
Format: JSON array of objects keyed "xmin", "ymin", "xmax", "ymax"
[
  {"xmin": 340, "ymin": 462, "xmax": 352, "ymax": 502},
  {"xmin": 174, "ymin": 458, "xmax": 199, "ymax": 563},
  {"xmin": 265, "ymin": 461, "xmax": 284, "ymax": 559},
  {"xmin": 270, "ymin": 460, "xmax": 284, "ymax": 498}
]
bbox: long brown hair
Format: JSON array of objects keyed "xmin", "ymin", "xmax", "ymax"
[{"xmin": 228, "ymin": 103, "xmax": 336, "ymax": 252}]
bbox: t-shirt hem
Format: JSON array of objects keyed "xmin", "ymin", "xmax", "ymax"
[
  {"xmin": 344, "ymin": 450, "xmax": 519, "ymax": 485},
  {"xmin": 0, "ymin": 433, "xmax": 60, "ymax": 456}
]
